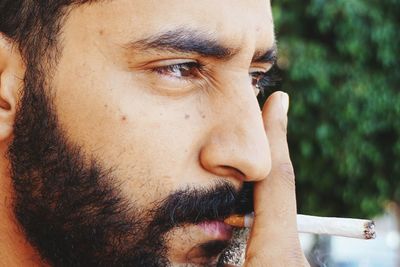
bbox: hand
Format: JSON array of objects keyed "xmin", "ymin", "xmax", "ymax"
[{"xmin": 243, "ymin": 91, "xmax": 310, "ymax": 267}]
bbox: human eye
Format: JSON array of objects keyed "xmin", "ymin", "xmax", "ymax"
[
  {"xmin": 142, "ymin": 59, "xmax": 208, "ymax": 95},
  {"xmin": 249, "ymin": 68, "xmax": 275, "ymax": 96},
  {"xmin": 153, "ymin": 61, "xmax": 203, "ymax": 80}
]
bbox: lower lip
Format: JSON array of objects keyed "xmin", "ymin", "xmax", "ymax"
[{"xmin": 197, "ymin": 221, "xmax": 233, "ymax": 239}]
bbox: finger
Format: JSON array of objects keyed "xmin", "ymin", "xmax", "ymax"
[
  {"xmin": 257, "ymin": 92, "xmax": 297, "ymax": 230},
  {"xmin": 245, "ymin": 91, "xmax": 305, "ymax": 266}
]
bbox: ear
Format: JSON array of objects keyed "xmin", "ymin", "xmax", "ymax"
[{"xmin": 0, "ymin": 34, "xmax": 24, "ymax": 141}]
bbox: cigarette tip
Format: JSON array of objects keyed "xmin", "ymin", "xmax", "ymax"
[
  {"xmin": 364, "ymin": 221, "xmax": 376, "ymax": 239},
  {"xmin": 224, "ymin": 214, "xmax": 245, "ymax": 228}
]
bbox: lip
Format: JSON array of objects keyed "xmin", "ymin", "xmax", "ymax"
[{"xmin": 197, "ymin": 220, "xmax": 233, "ymax": 240}]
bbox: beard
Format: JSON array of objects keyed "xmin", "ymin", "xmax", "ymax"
[{"xmin": 7, "ymin": 65, "xmax": 253, "ymax": 267}]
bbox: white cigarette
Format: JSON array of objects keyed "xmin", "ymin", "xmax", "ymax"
[{"xmin": 224, "ymin": 213, "xmax": 376, "ymax": 240}]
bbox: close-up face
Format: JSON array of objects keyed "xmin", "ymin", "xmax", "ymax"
[{"xmin": 6, "ymin": 0, "xmax": 276, "ymax": 266}]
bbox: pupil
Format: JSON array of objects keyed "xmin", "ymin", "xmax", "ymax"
[
  {"xmin": 179, "ymin": 65, "xmax": 192, "ymax": 76},
  {"xmin": 252, "ymin": 75, "xmax": 260, "ymax": 87}
]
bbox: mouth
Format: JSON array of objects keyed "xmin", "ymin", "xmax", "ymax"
[{"xmin": 197, "ymin": 220, "xmax": 233, "ymax": 240}]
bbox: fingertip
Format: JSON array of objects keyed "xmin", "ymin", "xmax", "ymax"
[
  {"xmin": 280, "ymin": 92, "xmax": 289, "ymax": 115},
  {"xmin": 262, "ymin": 91, "xmax": 289, "ymax": 119},
  {"xmin": 262, "ymin": 91, "xmax": 289, "ymax": 136}
]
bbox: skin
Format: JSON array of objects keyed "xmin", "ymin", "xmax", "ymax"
[{"xmin": 0, "ymin": 0, "xmax": 309, "ymax": 266}]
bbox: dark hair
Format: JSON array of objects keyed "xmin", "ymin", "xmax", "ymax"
[{"xmin": 0, "ymin": 1, "xmax": 94, "ymax": 65}]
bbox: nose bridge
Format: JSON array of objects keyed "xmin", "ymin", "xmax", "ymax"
[
  {"xmin": 224, "ymin": 83, "xmax": 263, "ymax": 147},
  {"xmin": 226, "ymin": 77, "xmax": 270, "ymax": 171},
  {"xmin": 200, "ymin": 75, "xmax": 271, "ymax": 182}
]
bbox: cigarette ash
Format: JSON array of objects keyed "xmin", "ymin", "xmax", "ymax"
[
  {"xmin": 364, "ymin": 221, "xmax": 376, "ymax": 239},
  {"xmin": 310, "ymin": 248, "xmax": 329, "ymax": 267},
  {"xmin": 217, "ymin": 228, "xmax": 249, "ymax": 266}
]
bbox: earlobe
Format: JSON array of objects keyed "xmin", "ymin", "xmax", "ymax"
[{"xmin": 0, "ymin": 34, "xmax": 24, "ymax": 141}]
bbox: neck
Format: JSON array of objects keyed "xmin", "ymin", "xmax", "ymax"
[{"xmin": 0, "ymin": 150, "xmax": 45, "ymax": 267}]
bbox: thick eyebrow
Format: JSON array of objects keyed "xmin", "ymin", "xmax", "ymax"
[
  {"xmin": 252, "ymin": 45, "xmax": 277, "ymax": 64},
  {"xmin": 125, "ymin": 28, "xmax": 277, "ymax": 65},
  {"xmin": 125, "ymin": 28, "xmax": 238, "ymax": 60}
]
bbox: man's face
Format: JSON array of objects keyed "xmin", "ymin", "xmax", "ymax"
[{"xmin": 11, "ymin": 0, "xmax": 274, "ymax": 265}]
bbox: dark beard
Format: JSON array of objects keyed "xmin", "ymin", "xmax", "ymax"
[{"xmin": 7, "ymin": 67, "xmax": 253, "ymax": 267}]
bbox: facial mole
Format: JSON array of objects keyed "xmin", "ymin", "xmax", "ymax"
[
  {"xmin": 99, "ymin": 29, "xmax": 104, "ymax": 35},
  {"xmin": 185, "ymin": 114, "xmax": 190, "ymax": 120},
  {"xmin": 121, "ymin": 115, "xmax": 127, "ymax": 121}
]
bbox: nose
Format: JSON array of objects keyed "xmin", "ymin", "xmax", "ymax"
[{"xmin": 199, "ymin": 76, "xmax": 271, "ymax": 182}]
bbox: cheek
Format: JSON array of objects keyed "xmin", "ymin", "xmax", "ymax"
[{"xmin": 51, "ymin": 53, "xmax": 208, "ymax": 209}]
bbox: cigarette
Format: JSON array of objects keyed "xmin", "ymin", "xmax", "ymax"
[{"xmin": 224, "ymin": 213, "xmax": 376, "ymax": 240}]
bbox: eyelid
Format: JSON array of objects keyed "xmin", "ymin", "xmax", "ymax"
[
  {"xmin": 249, "ymin": 68, "xmax": 267, "ymax": 74},
  {"xmin": 142, "ymin": 59, "xmax": 210, "ymax": 96},
  {"xmin": 152, "ymin": 61, "xmax": 202, "ymax": 79},
  {"xmin": 249, "ymin": 63, "xmax": 273, "ymax": 73},
  {"xmin": 141, "ymin": 58, "xmax": 199, "ymax": 69}
]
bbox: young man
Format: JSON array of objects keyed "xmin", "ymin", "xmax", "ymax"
[{"xmin": 0, "ymin": 1, "xmax": 309, "ymax": 266}]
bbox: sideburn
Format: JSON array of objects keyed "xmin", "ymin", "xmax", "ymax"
[{"xmin": 7, "ymin": 67, "xmax": 169, "ymax": 266}]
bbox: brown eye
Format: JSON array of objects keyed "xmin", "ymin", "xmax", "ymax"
[
  {"xmin": 249, "ymin": 72, "xmax": 264, "ymax": 89},
  {"xmin": 249, "ymin": 70, "xmax": 275, "ymax": 96},
  {"xmin": 156, "ymin": 62, "xmax": 200, "ymax": 78}
]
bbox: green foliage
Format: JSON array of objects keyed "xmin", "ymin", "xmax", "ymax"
[{"xmin": 271, "ymin": 0, "xmax": 400, "ymax": 218}]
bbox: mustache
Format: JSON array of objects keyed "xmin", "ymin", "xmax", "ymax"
[{"xmin": 149, "ymin": 181, "xmax": 254, "ymax": 231}]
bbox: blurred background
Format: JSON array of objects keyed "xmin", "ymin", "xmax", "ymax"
[{"xmin": 265, "ymin": 0, "xmax": 400, "ymax": 266}]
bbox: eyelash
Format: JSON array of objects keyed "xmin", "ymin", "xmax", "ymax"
[
  {"xmin": 152, "ymin": 62, "xmax": 275, "ymax": 94},
  {"xmin": 154, "ymin": 62, "xmax": 204, "ymax": 80},
  {"xmin": 250, "ymin": 71, "xmax": 274, "ymax": 94}
]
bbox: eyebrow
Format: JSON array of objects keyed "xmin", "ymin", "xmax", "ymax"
[
  {"xmin": 252, "ymin": 44, "xmax": 277, "ymax": 64},
  {"xmin": 125, "ymin": 28, "xmax": 277, "ymax": 63}
]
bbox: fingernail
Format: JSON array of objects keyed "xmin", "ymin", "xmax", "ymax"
[{"xmin": 280, "ymin": 92, "xmax": 289, "ymax": 115}]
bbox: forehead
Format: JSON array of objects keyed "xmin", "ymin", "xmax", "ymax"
[{"xmin": 65, "ymin": 0, "xmax": 274, "ymax": 53}]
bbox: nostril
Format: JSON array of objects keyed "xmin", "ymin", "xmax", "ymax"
[{"xmin": 220, "ymin": 165, "xmax": 246, "ymax": 181}]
